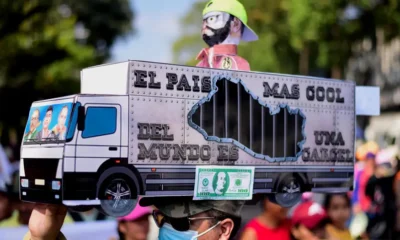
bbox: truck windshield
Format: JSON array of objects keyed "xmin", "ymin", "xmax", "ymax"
[{"xmin": 23, "ymin": 101, "xmax": 74, "ymax": 144}]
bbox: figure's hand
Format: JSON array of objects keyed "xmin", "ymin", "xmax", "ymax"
[{"xmin": 28, "ymin": 204, "xmax": 67, "ymax": 240}]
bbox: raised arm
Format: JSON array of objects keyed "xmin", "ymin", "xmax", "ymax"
[{"xmin": 24, "ymin": 204, "xmax": 67, "ymax": 240}]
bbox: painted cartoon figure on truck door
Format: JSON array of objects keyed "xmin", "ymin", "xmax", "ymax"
[{"xmin": 197, "ymin": 0, "xmax": 258, "ymax": 70}]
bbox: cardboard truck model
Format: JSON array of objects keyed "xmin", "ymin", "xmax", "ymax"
[{"xmin": 19, "ymin": 61, "xmax": 355, "ymax": 217}]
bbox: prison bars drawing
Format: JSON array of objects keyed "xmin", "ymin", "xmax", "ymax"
[{"xmin": 193, "ymin": 80, "xmax": 303, "ymax": 159}]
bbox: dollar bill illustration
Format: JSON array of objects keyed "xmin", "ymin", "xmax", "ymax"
[{"xmin": 193, "ymin": 166, "xmax": 255, "ymax": 200}]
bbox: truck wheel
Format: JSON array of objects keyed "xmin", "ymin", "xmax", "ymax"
[
  {"xmin": 273, "ymin": 174, "xmax": 303, "ymax": 208},
  {"xmin": 98, "ymin": 175, "xmax": 138, "ymax": 217}
]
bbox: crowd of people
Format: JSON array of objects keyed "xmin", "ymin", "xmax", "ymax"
[
  {"xmin": 239, "ymin": 193, "xmax": 352, "ymax": 240},
  {"xmin": 14, "ymin": 193, "xmax": 365, "ymax": 240},
  {"xmin": 2, "ymin": 140, "xmax": 400, "ymax": 240},
  {"xmin": 236, "ymin": 140, "xmax": 400, "ymax": 240}
]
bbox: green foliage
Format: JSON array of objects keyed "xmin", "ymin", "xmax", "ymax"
[
  {"xmin": 0, "ymin": 0, "xmax": 134, "ymax": 148},
  {"xmin": 172, "ymin": 0, "xmax": 400, "ymax": 77},
  {"xmin": 238, "ymin": 0, "xmax": 299, "ymax": 74}
]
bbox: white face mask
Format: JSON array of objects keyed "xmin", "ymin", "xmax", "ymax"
[{"xmin": 159, "ymin": 222, "xmax": 221, "ymax": 240}]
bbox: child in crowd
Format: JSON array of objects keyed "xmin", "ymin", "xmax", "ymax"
[
  {"xmin": 324, "ymin": 194, "xmax": 352, "ymax": 240},
  {"xmin": 240, "ymin": 195, "xmax": 291, "ymax": 240},
  {"xmin": 291, "ymin": 201, "xmax": 332, "ymax": 240}
]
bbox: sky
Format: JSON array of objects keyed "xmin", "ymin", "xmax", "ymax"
[{"xmin": 111, "ymin": 0, "xmax": 196, "ymax": 64}]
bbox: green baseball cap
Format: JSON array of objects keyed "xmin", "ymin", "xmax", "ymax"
[
  {"xmin": 139, "ymin": 196, "xmax": 244, "ymax": 218},
  {"xmin": 203, "ymin": 0, "xmax": 258, "ymax": 42}
]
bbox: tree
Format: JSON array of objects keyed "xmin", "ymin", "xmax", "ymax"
[
  {"xmin": 286, "ymin": 0, "xmax": 349, "ymax": 77},
  {"xmin": 0, "ymin": 0, "xmax": 134, "ymax": 159},
  {"xmin": 173, "ymin": 0, "xmax": 400, "ymax": 79}
]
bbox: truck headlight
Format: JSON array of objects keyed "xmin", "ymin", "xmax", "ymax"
[
  {"xmin": 52, "ymin": 181, "xmax": 61, "ymax": 190},
  {"xmin": 21, "ymin": 179, "xmax": 29, "ymax": 188}
]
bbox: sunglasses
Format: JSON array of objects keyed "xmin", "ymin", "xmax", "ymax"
[{"xmin": 152, "ymin": 210, "xmax": 217, "ymax": 232}]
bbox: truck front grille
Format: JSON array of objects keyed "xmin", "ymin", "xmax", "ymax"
[{"xmin": 24, "ymin": 158, "xmax": 59, "ymax": 179}]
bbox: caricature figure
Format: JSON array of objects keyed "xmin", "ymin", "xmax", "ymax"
[
  {"xmin": 24, "ymin": 109, "xmax": 40, "ymax": 141},
  {"xmin": 51, "ymin": 105, "xmax": 69, "ymax": 140},
  {"xmin": 197, "ymin": 0, "xmax": 258, "ymax": 71}
]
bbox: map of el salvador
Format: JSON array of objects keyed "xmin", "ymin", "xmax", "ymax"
[{"xmin": 188, "ymin": 76, "xmax": 306, "ymax": 162}]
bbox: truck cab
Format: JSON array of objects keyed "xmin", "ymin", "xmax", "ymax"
[{"xmin": 20, "ymin": 94, "xmax": 136, "ymax": 216}]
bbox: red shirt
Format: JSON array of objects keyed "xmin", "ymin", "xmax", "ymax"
[
  {"xmin": 359, "ymin": 170, "xmax": 372, "ymax": 212},
  {"xmin": 243, "ymin": 218, "xmax": 291, "ymax": 240},
  {"xmin": 196, "ymin": 44, "xmax": 250, "ymax": 71}
]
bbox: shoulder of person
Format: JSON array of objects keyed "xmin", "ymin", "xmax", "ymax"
[
  {"xmin": 243, "ymin": 218, "xmax": 260, "ymax": 229},
  {"xmin": 239, "ymin": 227, "xmax": 258, "ymax": 240}
]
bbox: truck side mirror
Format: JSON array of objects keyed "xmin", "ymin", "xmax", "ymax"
[{"xmin": 77, "ymin": 106, "xmax": 85, "ymax": 131}]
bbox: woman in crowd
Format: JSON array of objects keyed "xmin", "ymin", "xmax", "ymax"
[
  {"xmin": 115, "ymin": 203, "xmax": 152, "ymax": 240},
  {"xmin": 323, "ymin": 194, "xmax": 352, "ymax": 240}
]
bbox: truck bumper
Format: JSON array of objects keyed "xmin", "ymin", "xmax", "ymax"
[
  {"xmin": 20, "ymin": 158, "xmax": 63, "ymax": 204},
  {"xmin": 20, "ymin": 178, "xmax": 62, "ymax": 204}
]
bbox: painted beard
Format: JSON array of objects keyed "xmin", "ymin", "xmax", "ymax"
[{"xmin": 202, "ymin": 20, "xmax": 231, "ymax": 47}]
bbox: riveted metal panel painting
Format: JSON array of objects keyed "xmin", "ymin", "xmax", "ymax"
[{"xmin": 128, "ymin": 61, "xmax": 355, "ymax": 168}]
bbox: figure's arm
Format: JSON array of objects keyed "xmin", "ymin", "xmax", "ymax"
[{"xmin": 233, "ymin": 57, "xmax": 250, "ymax": 71}]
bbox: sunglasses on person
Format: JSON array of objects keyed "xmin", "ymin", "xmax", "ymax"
[{"xmin": 152, "ymin": 210, "xmax": 218, "ymax": 232}]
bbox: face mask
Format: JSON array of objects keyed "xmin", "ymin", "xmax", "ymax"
[{"xmin": 159, "ymin": 222, "xmax": 221, "ymax": 240}]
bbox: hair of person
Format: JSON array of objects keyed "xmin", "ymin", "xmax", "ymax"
[
  {"xmin": 46, "ymin": 105, "xmax": 54, "ymax": 113},
  {"xmin": 259, "ymin": 194, "xmax": 275, "ymax": 211},
  {"xmin": 205, "ymin": 209, "xmax": 242, "ymax": 239},
  {"xmin": 323, "ymin": 193, "xmax": 350, "ymax": 210}
]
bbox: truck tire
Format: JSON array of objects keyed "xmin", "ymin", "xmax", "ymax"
[
  {"xmin": 97, "ymin": 169, "xmax": 140, "ymax": 217},
  {"xmin": 273, "ymin": 173, "xmax": 303, "ymax": 208}
]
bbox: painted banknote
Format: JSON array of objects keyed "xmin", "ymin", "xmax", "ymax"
[{"xmin": 193, "ymin": 166, "xmax": 255, "ymax": 200}]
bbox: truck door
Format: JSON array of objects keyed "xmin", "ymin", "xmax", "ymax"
[{"xmin": 75, "ymin": 97, "xmax": 122, "ymax": 173}]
